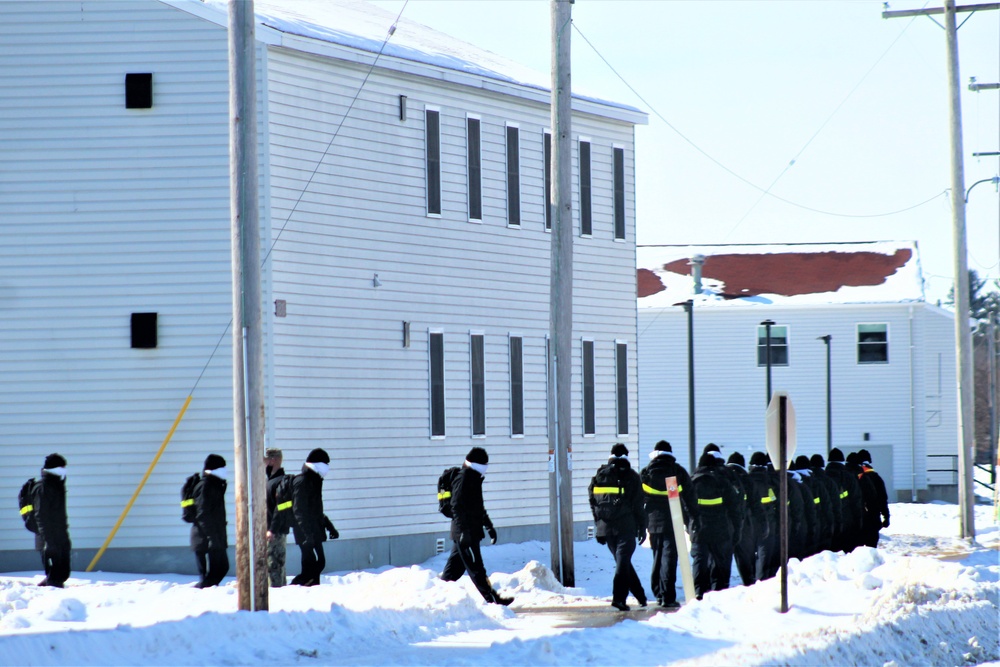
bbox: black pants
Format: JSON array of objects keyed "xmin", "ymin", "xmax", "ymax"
[
  {"xmin": 40, "ymin": 544, "xmax": 71, "ymax": 587},
  {"xmin": 292, "ymin": 543, "xmax": 325, "ymax": 586},
  {"xmin": 648, "ymin": 532, "xmax": 678, "ymax": 604},
  {"xmin": 441, "ymin": 540, "xmax": 496, "ymax": 602},
  {"xmin": 756, "ymin": 523, "xmax": 779, "ymax": 581},
  {"xmin": 605, "ymin": 533, "xmax": 646, "ymax": 607},
  {"xmin": 194, "ymin": 547, "xmax": 229, "ymax": 588},
  {"xmin": 733, "ymin": 525, "xmax": 757, "ymax": 586},
  {"xmin": 691, "ymin": 534, "xmax": 733, "ymax": 599}
]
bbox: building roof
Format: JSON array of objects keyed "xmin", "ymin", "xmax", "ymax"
[
  {"xmin": 163, "ymin": 0, "xmax": 646, "ymax": 123},
  {"xmin": 637, "ymin": 241, "xmax": 925, "ymax": 309}
]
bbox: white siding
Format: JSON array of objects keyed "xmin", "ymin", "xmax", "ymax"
[{"xmin": 921, "ymin": 306, "xmax": 960, "ymax": 486}]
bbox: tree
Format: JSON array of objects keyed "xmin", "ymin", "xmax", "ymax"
[{"xmin": 946, "ymin": 269, "xmax": 1000, "ymax": 322}]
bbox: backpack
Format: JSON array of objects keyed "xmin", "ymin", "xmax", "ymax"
[
  {"xmin": 271, "ymin": 474, "xmax": 295, "ymax": 533},
  {"xmin": 437, "ymin": 466, "xmax": 461, "ymax": 518},
  {"xmin": 591, "ymin": 463, "xmax": 627, "ymax": 523},
  {"xmin": 18, "ymin": 478, "xmax": 39, "ymax": 534},
  {"xmin": 180, "ymin": 473, "xmax": 201, "ymax": 523}
]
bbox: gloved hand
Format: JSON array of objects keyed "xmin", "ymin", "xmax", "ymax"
[
  {"xmin": 328, "ymin": 526, "xmax": 339, "ymax": 540},
  {"xmin": 882, "ymin": 517, "xmax": 890, "ymax": 529},
  {"xmin": 637, "ymin": 530, "xmax": 646, "ymax": 545},
  {"xmin": 595, "ymin": 535, "xmax": 607, "ymax": 545},
  {"xmin": 487, "ymin": 527, "xmax": 498, "ymax": 544}
]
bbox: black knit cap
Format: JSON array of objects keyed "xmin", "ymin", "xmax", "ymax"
[
  {"xmin": 654, "ymin": 440, "xmax": 672, "ymax": 452},
  {"xmin": 727, "ymin": 452, "xmax": 745, "ymax": 467},
  {"xmin": 204, "ymin": 453, "xmax": 226, "ymax": 471},
  {"xmin": 466, "ymin": 447, "xmax": 488, "ymax": 465},
  {"xmin": 828, "ymin": 447, "xmax": 845, "ymax": 462},
  {"xmin": 306, "ymin": 448, "xmax": 330, "ymax": 465},
  {"xmin": 43, "ymin": 453, "xmax": 67, "ymax": 470},
  {"xmin": 610, "ymin": 443, "xmax": 629, "ymax": 457},
  {"xmin": 794, "ymin": 455, "xmax": 811, "ymax": 469},
  {"xmin": 703, "ymin": 443, "xmax": 720, "ymax": 454},
  {"xmin": 698, "ymin": 452, "xmax": 720, "ymax": 468},
  {"xmin": 749, "ymin": 451, "xmax": 769, "ymax": 467},
  {"xmin": 858, "ymin": 449, "xmax": 872, "ymax": 463},
  {"xmin": 846, "ymin": 452, "xmax": 860, "ymax": 465},
  {"xmin": 810, "ymin": 454, "xmax": 825, "ymax": 468}
]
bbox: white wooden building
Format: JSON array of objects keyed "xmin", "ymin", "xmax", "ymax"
[
  {"xmin": 637, "ymin": 241, "xmax": 960, "ymax": 502},
  {"xmin": 0, "ymin": 0, "xmax": 646, "ymax": 574}
]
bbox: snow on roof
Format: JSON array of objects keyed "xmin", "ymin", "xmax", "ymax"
[
  {"xmin": 637, "ymin": 241, "xmax": 925, "ymax": 309},
  {"xmin": 169, "ymin": 0, "xmax": 643, "ymax": 118}
]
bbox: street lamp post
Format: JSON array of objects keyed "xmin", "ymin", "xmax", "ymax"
[
  {"xmin": 682, "ymin": 300, "xmax": 695, "ymax": 470},
  {"xmin": 761, "ymin": 320, "xmax": 775, "ymax": 407},
  {"xmin": 819, "ymin": 335, "xmax": 832, "ymax": 458}
]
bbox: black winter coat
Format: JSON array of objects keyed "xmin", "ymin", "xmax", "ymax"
[
  {"xmin": 727, "ymin": 463, "xmax": 764, "ymax": 541},
  {"xmin": 640, "ymin": 453, "xmax": 696, "ymax": 535},
  {"xmin": 33, "ymin": 472, "xmax": 70, "ymax": 551},
  {"xmin": 826, "ymin": 460, "xmax": 864, "ymax": 538},
  {"xmin": 749, "ymin": 465, "xmax": 778, "ymax": 539},
  {"xmin": 589, "ymin": 458, "xmax": 645, "ymax": 538},
  {"xmin": 449, "ymin": 465, "xmax": 493, "ymax": 544},
  {"xmin": 292, "ymin": 466, "xmax": 331, "ymax": 547},
  {"xmin": 799, "ymin": 469, "xmax": 834, "ymax": 549},
  {"xmin": 810, "ymin": 466, "xmax": 843, "ymax": 540},
  {"xmin": 265, "ymin": 467, "xmax": 290, "ymax": 535},
  {"xmin": 785, "ymin": 474, "xmax": 808, "ymax": 558},
  {"xmin": 688, "ymin": 465, "xmax": 741, "ymax": 542},
  {"xmin": 190, "ymin": 474, "xmax": 227, "ymax": 551},
  {"xmin": 861, "ymin": 465, "xmax": 891, "ymax": 525}
]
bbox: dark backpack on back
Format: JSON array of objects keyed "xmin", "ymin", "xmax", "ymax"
[
  {"xmin": 591, "ymin": 463, "xmax": 627, "ymax": 523},
  {"xmin": 437, "ymin": 466, "xmax": 461, "ymax": 518},
  {"xmin": 181, "ymin": 473, "xmax": 201, "ymax": 523},
  {"xmin": 18, "ymin": 478, "xmax": 39, "ymax": 533},
  {"xmin": 271, "ymin": 474, "xmax": 295, "ymax": 533}
]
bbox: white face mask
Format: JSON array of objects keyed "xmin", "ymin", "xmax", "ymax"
[
  {"xmin": 466, "ymin": 461, "xmax": 488, "ymax": 476},
  {"xmin": 44, "ymin": 467, "xmax": 67, "ymax": 480},
  {"xmin": 206, "ymin": 466, "xmax": 228, "ymax": 481},
  {"xmin": 306, "ymin": 461, "xmax": 329, "ymax": 479}
]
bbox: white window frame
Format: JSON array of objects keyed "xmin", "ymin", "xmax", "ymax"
[
  {"xmin": 466, "ymin": 113, "xmax": 482, "ymax": 223},
  {"xmin": 543, "ymin": 129, "xmax": 553, "ymax": 233},
  {"xmin": 857, "ymin": 322, "xmax": 890, "ymax": 365},
  {"xmin": 578, "ymin": 136, "xmax": 593, "ymax": 238},
  {"xmin": 582, "ymin": 337, "xmax": 596, "ymax": 437},
  {"xmin": 505, "ymin": 122, "xmax": 521, "ymax": 228},
  {"xmin": 756, "ymin": 324, "xmax": 790, "ymax": 367},
  {"xmin": 428, "ymin": 328, "xmax": 446, "ymax": 439},
  {"xmin": 425, "ymin": 105, "xmax": 442, "ymax": 218},
  {"xmin": 614, "ymin": 339, "xmax": 629, "ymax": 438},
  {"xmin": 470, "ymin": 331, "xmax": 486, "ymax": 438},
  {"xmin": 612, "ymin": 144, "xmax": 626, "ymax": 242},
  {"xmin": 509, "ymin": 333, "xmax": 524, "ymax": 438}
]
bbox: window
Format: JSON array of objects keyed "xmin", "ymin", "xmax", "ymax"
[
  {"xmin": 467, "ymin": 117, "xmax": 482, "ymax": 221},
  {"xmin": 757, "ymin": 325, "xmax": 789, "ymax": 366},
  {"xmin": 858, "ymin": 323, "xmax": 889, "ymax": 364},
  {"xmin": 506, "ymin": 124, "xmax": 520, "ymax": 226},
  {"xmin": 544, "ymin": 132, "xmax": 552, "ymax": 231},
  {"xmin": 579, "ymin": 139, "xmax": 592, "ymax": 236},
  {"xmin": 470, "ymin": 334, "xmax": 486, "ymax": 436},
  {"xmin": 582, "ymin": 339, "xmax": 595, "ymax": 435},
  {"xmin": 613, "ymin": 146, "xmax": 625, "ymax": 240},
  {"xmin": 425, "ymin": 109, "xmax": 441, "ymax": 215},
  {"xmin": 429, "ymin": 332, "xmax": 446, "ymax": 437},
  {"xmin": 509, "ymin": 336, "xmax": 524, "ymax": 436},
  {"xmin": 545, "ymin": 336, "xmax": 551, "ymax": 436},
  {"xmin": 615, "ymin": 341, "xmax": 629, "ymax": 436}
]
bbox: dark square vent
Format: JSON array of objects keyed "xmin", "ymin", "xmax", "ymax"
[
  {"xmin": 125, "ymin": 73, "xmax": 153, "ymax": 109},
  {"xmin": 131, "ymin": 312, "xmax": 158, "ymax": 348}
]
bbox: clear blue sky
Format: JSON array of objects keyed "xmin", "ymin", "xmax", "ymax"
[{"xmin": 372, "ymin": 0, "xmax": 1000, "ymax": 305}]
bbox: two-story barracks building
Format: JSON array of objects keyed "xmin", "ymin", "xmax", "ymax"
[{"xmin": 0, "ymin": 0, "xmax": 647, "ymax": 573}]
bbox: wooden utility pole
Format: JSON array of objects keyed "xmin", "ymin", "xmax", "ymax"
[
  {"xmin": 228, "ymin": 0, "xmax": 268, "ymax": 611},
  {"xmin": 883, "ymin": 1, "xmax": 999, "ymax": 539},
  {"xmin": 547, "ymin": 0, "xmax": 575, "ymax": 587}
]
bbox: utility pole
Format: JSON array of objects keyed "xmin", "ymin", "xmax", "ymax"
[
  {"xmin": 547, "ymin": 0, "xmax": 575, "ymax": 587},
  {"xmin": 883, "ymin": 0, "xmax": 999, "ymax": 539},
  {"xmin": 761, "ymin": 320, "xmax": 775, "ymax": 407},
  {"xmin": 682, "ymin": 300, "xmax": 695, "ymax": 470},
  {"xmin": 819, "ymin": 335, "xmax": 832, "ymax": 458},
  {"xmin": 229, "ymin": 0, "xmax": 268, "ymax": 611}
]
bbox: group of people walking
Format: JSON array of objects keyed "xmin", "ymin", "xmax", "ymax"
[{"xmin": 588, "ymin": 441, "xmax": 891, "ymax": 610}]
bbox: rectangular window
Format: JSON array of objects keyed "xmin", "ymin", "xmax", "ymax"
[
  {"xmin": 583, "ymin": 339, "xmax": 596, "ymax": 436},
  {"xmin": 613, "ymin": 146, "xmax": 625, "ymax": 240},
  {"xmin": 506, "ymin": 124, "xmax": 520, "ymax": 226},
  {"xmin": 426, "ymin": 109, "xmax": 441, "ymax": 215},
  {"xmin": 757, "ymin": 325, "xmax": 789, "ymax": 367},
  {"xmin": 615, "ymin": 342, "xmax": 629, "ymax": 436},
  {"xmin": 858, "ymin": 323, "xmax": 889, "ymax": 364},
  {"xmin": 467, "ymin": 117, "xmax": 482, "ymax": 221},
  {"xmin": 579, "ymin": 139, "xmax": 592, "ymax": 236},
  {"xmin": 509, "ymin": 336, "xmax": 524, "ymax": 436},
  {"xmin": 470, "ymin": 333, "xmax": 486, "ymax": 437},
  {"xmin": 429, "ymin": 332, "xmax": 445, "ymax": 437},
  {"xmin": 544, "ymin": 132, "xmax": 552, "ymax": 231},
  {"xmin": 545, "ymin": 336, "xmax": 551, "ymax": 436}
]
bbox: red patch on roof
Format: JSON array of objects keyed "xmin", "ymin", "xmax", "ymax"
[
  {"xmin": 658, "ymin": 249, "xmax": 912, "ymax": 298},
  {"xmin": 637, "ymin": 268, "xmax": 665, "ymax": 298}
]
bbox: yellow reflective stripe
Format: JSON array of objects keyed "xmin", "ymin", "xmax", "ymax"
[
  {"xmin": 180, "ymin": 499, "xmax": 194, "ymax": 508},
  {"xmin": 840, "ymin": 490, "xmax": 849, "ymax": 499},
  {"xmin": 813, "ymin": 497, "xmax": 821, "ymax": 505},
  {"xmin": 642, "ymin": 483, "xmax": 669, "ymax": 496},
  {"xmin": 593, "ymin": 486, "xmax": 624, "ymax": 495},
  {"xmin": 437, "ymin": 491, "xmax": 452, "ymax": 501},
  {"xmin": 19, "ymin": 505, "xmax": 33, "ymax": 515},
  {"xmin": 679, "ymin": 485, "xmax": 683, "ymax": 493},
  {"xmin": 276, "ymin": 501, "xmax": 292, "ymax": 511},
  {"xmin": 697, "ymin": 497, "xmax": 723, "ymax": 506},
  {"xmin": 743, "ymin": 494, "xmax": 747, "ymax": 501}
]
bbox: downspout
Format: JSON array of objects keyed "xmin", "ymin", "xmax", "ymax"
[{"xmin": 909, "ymin": 305, "xmax": 917, "ymax": 502}]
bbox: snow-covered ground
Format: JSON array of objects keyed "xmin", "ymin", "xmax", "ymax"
[{"xmin": 0, "ymin": 503, "xmax": 996, "ymax": 666}]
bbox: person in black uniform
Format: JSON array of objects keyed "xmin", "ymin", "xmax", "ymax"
[
  {"xmin": 857, "ymin": 449, "xmax": 890, "ymax": 547},
  {"xmin": 794, "ymin": 455, "xmax": 834, "ymax": 554},
  {"xmin": 826, "ymin": 448, "xmax": 864, "ymax": 552},
  {"xmin": 640, "ymin": 440, "xmax": 696, "ymax": 608},
  {"xmin": 291, "ymin": 448, "xmax": 339, "ymax": 586},
  {"xmin": 264, "ymin": 448, "xmax": 289, "ymax": 588},
  {"xmin": 34, "ymin": 453, "xmax": 71, "ymax": 588},
  {"xmin": 748, "ymin": 452, "xmax": 779, "ymax": 580},
  {"xmin": 440, "ymin": 447, "xmax": 513, "ymax": 605},
  {"xmin": 191, "ymin": 454, "xmax": 229, "ymax": 588},
  {"xmin": 809, "ymin": 454, "xmax": 843, "ymax": 553},
  {"xmin": 590, "ymin": 443, "xmax": 648, "ymax": 611},
  {"xmin": 689, "ymin": 452, "xmax": 742, "ymax": 599},
  {"xmin": 727, "ymin": 452, "xmax": 766, "ymax": 586}
]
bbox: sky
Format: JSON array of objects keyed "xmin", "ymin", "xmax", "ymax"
[{"xmin": 370, "ymin": 0, "xmax": 1000, "ymax": 306}]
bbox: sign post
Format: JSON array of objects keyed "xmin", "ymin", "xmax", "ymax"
[
  {"xmin": 666, "ymin": 475, "xmax": 696, "ymax": 605},
  {"xmin": 765, "ymin": 391, "xmax": 796, "ymax": 613}
]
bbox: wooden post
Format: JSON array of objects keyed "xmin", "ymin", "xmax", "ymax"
[
  {"xmin": 228, "ymin": 0, "xmax": 268, "ymax": 611},
  {"xmin": 547, "ymin": 0, "xmax": 575, "ymax": 587},
  {"xmin": 666, "ymin": 476, "xmax": 695, "ymax": 604}
]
